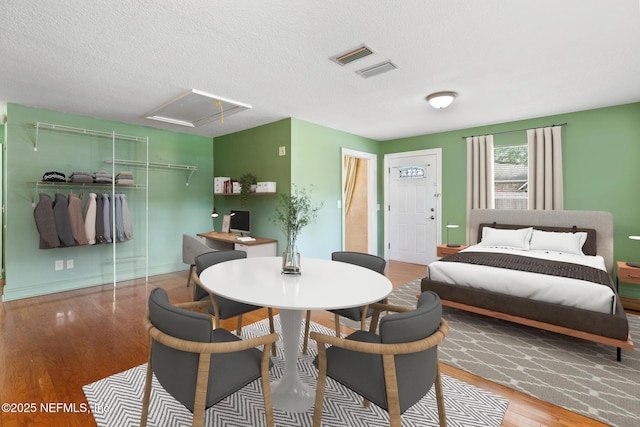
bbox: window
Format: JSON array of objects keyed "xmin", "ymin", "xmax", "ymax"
[{"xmin": 494, "ymin": 145, "xmax": 528, "ymax": 209}]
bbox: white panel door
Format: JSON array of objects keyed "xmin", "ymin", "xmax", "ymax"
[{"xmin": 388, "ymin": 154, "xmax": 438, "ymax": 265}]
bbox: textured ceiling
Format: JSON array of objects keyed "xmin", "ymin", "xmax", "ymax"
[{"xmin": 1, "ymin": 1, "xmax": 639, "ymax": 141}]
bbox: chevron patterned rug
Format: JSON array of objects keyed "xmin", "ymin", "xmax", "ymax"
[
  {"xmin": 383, "ymin": 278, "xmax": 640, "ymax": 427},
  {"xmin": 83, "ymin": 316, "xmax": 508, "ymax": 426}
]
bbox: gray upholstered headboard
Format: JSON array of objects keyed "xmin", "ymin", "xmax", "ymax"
[{"xmin": 469, "ymin": 209, "xmax": 614, "ymax": 275}]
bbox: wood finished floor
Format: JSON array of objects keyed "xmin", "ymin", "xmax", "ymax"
[{"xmin": 0, "ymin": 260, "xmax": 620, "ymax": 426}]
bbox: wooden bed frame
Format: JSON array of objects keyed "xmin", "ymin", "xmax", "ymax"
[{"xmin": 422, "ymin": 209, "xmax": 634, "ymax": 360}]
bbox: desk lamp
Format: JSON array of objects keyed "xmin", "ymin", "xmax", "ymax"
[
  {"xmin": 628, "ymin": 235, "xmax": 640, "ymax": 267},
  {"xmin": 446, "ymin": 224, "xmax": 460, "ymax": 247},
  {"xmin": 211, "ymin": 208, "xmax": 219, "ymax": 232}
]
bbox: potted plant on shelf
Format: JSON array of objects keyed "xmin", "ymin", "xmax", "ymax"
[
  {"xmin": 238, "ymin": 172, "xmax": 258, "ymax": 205},
  {"xmin": 272, "ymin": 185, "xmax": 322, "ymax": 274}
]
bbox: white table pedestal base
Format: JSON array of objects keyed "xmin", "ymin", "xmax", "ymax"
[{"xmin": 271, "ymin": 309, "xmax": 315, "ymax": 412}]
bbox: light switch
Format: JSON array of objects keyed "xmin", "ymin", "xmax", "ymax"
[{"xmin": 279, "ymin": 146, "xmax": 286, "ymax": 156}]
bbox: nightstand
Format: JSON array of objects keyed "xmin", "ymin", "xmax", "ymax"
[
  {"xmin": 436, "ymin": 244, "xmax": 469, "ymax": 258},
  {"xmin": 616, "ymin": 261, "xmax": 640, "ymax": 311}
]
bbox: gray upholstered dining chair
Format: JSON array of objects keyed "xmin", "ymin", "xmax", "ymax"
[
  {"xmin": 182, "ymin": 234, "xmax": 214, "ymax": 287},
  {"xmin": 310, "ymin": 291, "xmax": 448, "ymax": 427},
  {"xmin": 302, "ymin": 251, "xmax": 387, "ymax": 354},
  {"xmin": 191, "ymin": 250, "xmax": 276, "ymax": 355},
  {"xmin": 140, "ymin": 287, "xmax": 279, "ymax": 427}
]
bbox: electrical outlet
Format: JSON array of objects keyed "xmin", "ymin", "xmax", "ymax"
[
  {"xmin": 67, "ymin": 259, "xmax": 74, "ymax": 269},
  {"xmin": 279, "ymin": 146, "xmax": 286, "ymax": 156},
  {"xmin": 55, "ymin": 260, "xmax": 64, "ymax": 271}
]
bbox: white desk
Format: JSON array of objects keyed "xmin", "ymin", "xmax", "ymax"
[
  {"xmin": 198, "ymin": 256, "xmax": 392, "ymax": 412},
  {"xmin": 197, "ymin": 232, "xmax": 277, "ymax": 257}
]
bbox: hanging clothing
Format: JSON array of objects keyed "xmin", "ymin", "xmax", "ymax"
[
  {"xmin": 68, "ymin": 192, "xmax": 88, "ymax": 246},
  {"xmin": 102, "ymin": 193, "xmax": 112, "ymax": 243},
  {"xmin": 95, "ymin": 193, "xmax": 105, "ymax": 244},
  {"xmin": 53, "ymin": 193, "xmax": 75, "ymax": 247},
  {"xmin": 84, "ymin": 193, "xmax": 97, "ymax": 244},
  {"xmin": 121, "ymin": 193, "xmax": 133, "ymax": 240},
  {"xmin": 34, "ymin": 192, "xmax": 60, "ymax": 249},
  {"xmin": 115, "ymin": 194, "xmax": 126, "ymax": 242}
]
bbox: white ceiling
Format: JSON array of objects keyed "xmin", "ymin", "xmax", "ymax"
[{"xmin": 1, "ymin": 1, "xmax": 639, "ymax": 141}]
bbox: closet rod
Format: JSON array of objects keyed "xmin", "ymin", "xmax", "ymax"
[{"xmin": 461, "ymin": 123, "xmax": 567, "ymax": 140}]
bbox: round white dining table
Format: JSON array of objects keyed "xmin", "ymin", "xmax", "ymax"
[{"xmin": 198, "ymin": 256, "xmax": 392, "ymax": 412}]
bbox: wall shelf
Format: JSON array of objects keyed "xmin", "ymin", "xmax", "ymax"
[{"xmin": 214, "ymin": 192, "xmax": 276, "ymax": 196}]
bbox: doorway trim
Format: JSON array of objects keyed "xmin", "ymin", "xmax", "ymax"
[
  {"xmin": 383, "ymin": 148, "xmax": 442, "ymax": 261},
  {"xmin": 341, "ymin": 148, "xmax": 378, "ymax": 255}
]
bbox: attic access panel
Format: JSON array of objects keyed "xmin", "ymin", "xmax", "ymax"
[{"xmin": 144, "ymin": 89, "xmax": 251, "ymax": 127}]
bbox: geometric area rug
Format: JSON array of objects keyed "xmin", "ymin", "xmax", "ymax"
[
  {"xmin": 83, "ymin": 316, "xmax": 508, "ymax": 426},
  {"xmin": 387, "ymin": 278, "xmax": 640, "ymax": 427}
]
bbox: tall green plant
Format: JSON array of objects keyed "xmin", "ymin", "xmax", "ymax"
[{"xmin": 272, "ymin": 186, "xmax": 322, "ymax": 244}]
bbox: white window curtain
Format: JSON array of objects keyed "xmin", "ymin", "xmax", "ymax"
[
  {"xmin": 466, "ymin": 135, "xmax": 495, "ymax": 243},
  {"xmin": 527, "ymin": 126, "xmax": 563, "ymax": 210}
]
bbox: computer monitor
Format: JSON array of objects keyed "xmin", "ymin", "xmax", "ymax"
[{"xmin": 230, "ymin": 210, "xmax": 250, "ymax": 235}]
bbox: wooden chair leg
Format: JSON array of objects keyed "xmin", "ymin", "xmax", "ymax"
[
  {"xmin": 268, "ymin": 308, "xmax": 276, "ymax": 356},
  {"xmin": 382, "ymin": 354, "xmax": 402, "ymax": 427},
  {"xmin": 140, "ymin": 346, "xmax": 154, "ymax": 427},
  {"xmin": 186, "ymin": 264, "xmax": 195, "ymax": 287},
  {"xmin": 313, "ymin": 344, "xmax": 328, "ymax": 427},
  {"xmin": 260, "ymin": 345, "xmax": 275, "ymax": 427},
  {"xmin": 435, "ymin": 363, "xmax": 447, "ymax": 427},
  {"xmin": 302, "ymin": 310, "xmax": 311, "ymax": 354},
  {"xmin": 192, "ymin": 353, "xmax": 211, "ymax": 427},
  {"xmin": 334, "ymin": 313, "xmax": 341, "ymax": 337},
  {"xmin": 360, "ymin": 305, "xmax": 369, "ymax": 331},
  {"xmin": 236, "ymin": 314, "xmax": 243, "ymax": 335}
]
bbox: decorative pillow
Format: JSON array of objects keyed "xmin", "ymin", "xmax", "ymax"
[
  {"xmin": 479, "ymin": 227, "xmax": 533, "ymax": 250},
  {"xmin": 529, "ymin": 230, "xmax": 588, "ymax": 255}
]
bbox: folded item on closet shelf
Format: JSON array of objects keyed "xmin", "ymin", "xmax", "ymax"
[
  {"xmin": 115, "ymin": 171, "xmax": 134, "ymax": 179},
  {"xmin": 93, "ymin": 171, "xmax": 113, "ymax": 183},
  {"xmin": 94, "ymin": 177, "xmax": 113, "ymax": 184},
  {"xmin": 115, "ymin": 179, "xmax": 135, "ymax": 185},
  {"xmin": 42, "ymin": 171, "xmax": 66, "ymax": 182},
  {"xmin": 69, "ymin": 174, "xmax": 93, "ymax": 183}
]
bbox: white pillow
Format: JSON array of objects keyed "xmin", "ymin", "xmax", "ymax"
[
  {"xmin": 479, "ymin": 227, "xmax": 533, "ymax": 250},
  {"xmin": 529, "ymin": 230, "xmax": 587, "ymax": 255}
]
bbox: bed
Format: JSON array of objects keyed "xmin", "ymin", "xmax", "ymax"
[{"xmin": 421, "ymin": 209, "xmax": 633, "ymax": 360}]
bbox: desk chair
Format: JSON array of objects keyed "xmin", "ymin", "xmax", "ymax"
[
  {"xmin": 302, "ymin": 251, "xmax": 387, "ymax": 354},
  {"xmin": 141, "ymin": 287, "xmax": 279, "ymax": 427},
  {"xmin": 311, "ymin": 291, "xmax": 448, "ymax": 427},
  {"xmin": 182, "ymin": 234, "xmax": 213, "ymax": 287}
]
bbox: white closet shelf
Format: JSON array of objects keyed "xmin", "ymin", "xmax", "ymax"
[
  {"xmin": 105, "ymin": 159, "xmax": 197, "ymax": 185},
  {"xmin": 33, "ymin": 122, "xmax": 145, "ymax": 151}
]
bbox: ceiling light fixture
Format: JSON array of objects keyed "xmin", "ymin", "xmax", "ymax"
[{"xmin": 426, "ymin": 91, "xmax": 457, "ymax": 109}]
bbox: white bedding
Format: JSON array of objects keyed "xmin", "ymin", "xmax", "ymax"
[{"xmin": 428, "ymin": 245, "xmax": 616, "ymax": 314}]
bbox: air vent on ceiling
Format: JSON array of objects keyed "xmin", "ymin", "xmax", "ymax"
[
  {"xmin": 144, "ymin": 89, "xmax": 251, "ymax": 127},
  {"xmin": 355, "ymin": 61, "xmax": 398, "ymax": 78},
  {"xmin": 330, "ymin": 44, "xmax": 374, "ymax": 66}
]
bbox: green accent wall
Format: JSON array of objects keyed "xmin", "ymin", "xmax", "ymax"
[
  {"xmin": 3, "ymin": 104, "xmax": 213, "ymax": 301},
  {"xmin": 213, "ymin": 118, "xmax": 379, "ymax": 259},
  {"xmin": 212, "ymin": 119, "xmax": 292, "ymax": 245},
  {"xmin": 382, "ymin": 102, "xmax": 640, "ymax": 299}
]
